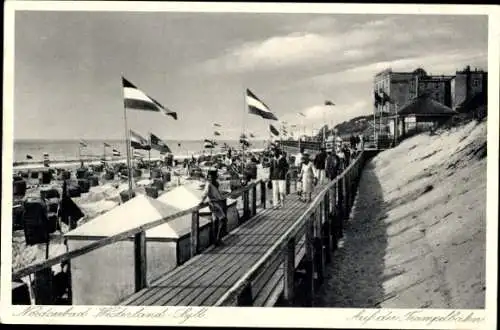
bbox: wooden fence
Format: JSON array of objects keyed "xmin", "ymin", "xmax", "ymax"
[{"xmin": 213, "ymin": 150, "xmax": 367, "ymax": 306}]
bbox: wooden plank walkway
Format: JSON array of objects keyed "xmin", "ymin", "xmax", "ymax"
[{"xmin": 120, "ymin": 184, "xmax": 325, "ymax": 306}]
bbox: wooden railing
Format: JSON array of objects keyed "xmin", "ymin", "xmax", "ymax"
[
  {"xmin": 213, "ymin": 150, "xmax": 366, "ymax": 306},
  {"xmin": 11, "ymin": 178, "xmax": 273, "ymax": 294}
]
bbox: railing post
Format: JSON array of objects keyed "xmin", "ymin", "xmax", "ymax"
[
  {"xmin": 304, "ymin": 216, "xmax": 315, "ymax": 307},
  {"xmin": 323, "ymin": 192, "xmax": 332, "ymax": 263},
  {"xmin": 191, "ymin": 210, "xmax": 200, "ymax": 257},
  {"xmin": 285, "ymin": 173, "xmax": 291, "ymax": 195},
  {"xmin": 283, "ymin": 237, "xmax": 295, "ymax": 306},
  {"xmin": 243, "ymin": 190, "xmax": 250, "ymax": 221},
  {"xmin": 251, "ymin": 184, "xmax": 257, "ymax": 216},
  {"xmin": 314, "ymin": 207, "xmax": 325, "ymax": 285},
  {"xmin": 237, "ymin": 282, "xmax": 253, "ymax": 306},
  {"xmin": 260, "ymin": 181, "xmax": 266, "ymax": 209},
  {"xmin": 134, "ymin": 231, "xmax": 147, "ymax": 292}
]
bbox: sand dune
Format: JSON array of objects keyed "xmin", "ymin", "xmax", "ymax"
[{"xmin": 315, "ymin": 120, "xmax": 486, "ymax": 309}]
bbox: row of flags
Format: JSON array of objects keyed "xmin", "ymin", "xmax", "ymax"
[{"xmin": 130, "ymin": 129, "xmax": 172, "ymax": 154}]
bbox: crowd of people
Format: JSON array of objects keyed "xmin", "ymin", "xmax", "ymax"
[{"xmin": 196, "ymin": 139, "xmax": 362, "ymax": 245}]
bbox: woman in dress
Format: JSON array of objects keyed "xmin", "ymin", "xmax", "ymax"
[
  {"xmin": 199, "ymin": 169, "xmax": 227, "ymax": 246},
  {"xmin": 299, "ymin": 154, "xmax": 314, "ymax": 202}
]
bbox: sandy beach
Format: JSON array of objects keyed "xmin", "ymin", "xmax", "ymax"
[{"xmin": 315, "ymin": 120, "xmax": 486, "ymax": 309}]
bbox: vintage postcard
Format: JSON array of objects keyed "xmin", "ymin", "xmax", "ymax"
[{"xmin": 1, "ymin": 1, "xmax": 498, "ymax": 329}]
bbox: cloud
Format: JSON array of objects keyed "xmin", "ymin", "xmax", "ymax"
[
  {"xmin": 194, "ymin": 18, "xmax": 394, "ymax": 75},
  {"xmin": 301, "ymin": 49, "xmax": 488, "ymax": 88}
]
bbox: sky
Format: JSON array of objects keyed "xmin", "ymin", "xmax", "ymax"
[{"xmin": 13, "ymin": 11, "xmax": 488, "ymax": 140}]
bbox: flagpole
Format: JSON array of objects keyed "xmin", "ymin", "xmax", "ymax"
[
  {"xmin": 122, "ymin": 78, "xmax": 133, "ymax": 195},
  {"xmin": 148, "ymin": 133, "xmax": 152, "ymax": 178}
]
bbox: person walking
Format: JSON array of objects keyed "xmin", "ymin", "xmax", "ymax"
[
  {"xmin": 199, "ymin": 169, "xmax": 227, "ymax": 246},
  {"xmin": 313, "ymin": 147, "xmax": 327, "ymax": 185},
  {"xmin": 299, "ymin": 154, "xmax": 314, "ymax": 202},
  {"xmin": 269, "ymin": 149, "xmax": 289, "ymax": 208},
  {"xmin": 294, "ymin": 147, "xmax": 305, "ymax": 197},
  {"xmin": 325, "ymin": 149, "xmax": 339, "ymax": 181}
]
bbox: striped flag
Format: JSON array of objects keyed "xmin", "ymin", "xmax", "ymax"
[
  {"xmin": 150, "ymin": 133, "xmax": 171, "ymax": 153},
  {"xmin": 204, "ymin": 140, "xmax": 215, "ymax": 149},
  {"xmin": 112, "ymin": 149, "xmax": 121, "ymax": 156},
  {"xmin": 103, "ymin": 142, "xmax": 111, "ymax": 147},
  {"xmin": 122, "ymin": 77, "xmax": 178, "ymax": 120},
  {"xmin": 240, "ymin": 138, "xmax": 250, "ymax": 147},
  {"xmin": 130, "ymin": 129, "xmax": 150, "ymax": 150},
  {"xmin": 246, "ymin": 89, "xmax": 278, "ymax": 121},
  {"xmin": 79, "ymin": 140, "xmax": 87, "ymax": 147},
  {"xmin": 269, "ymin": 124, "xmax": 279, "ymax": 136},
  {"xmin": 133, "ymin": 150, "xmax": 144, "ymax": 159}
]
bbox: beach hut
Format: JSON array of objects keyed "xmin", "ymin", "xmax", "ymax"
[
  {"xmin": 389, "ymin": 94, "xmax": 458, "ymax": 141},
  {"xmin": 157, "ymin": 181, "xmax": 240, "ymax": 232},
  {"xmin": 64, "ymin": 194, "xmax": 212, "ymax": 305}
]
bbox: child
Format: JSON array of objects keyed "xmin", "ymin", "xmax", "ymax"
[
  {"xmin": 199, "ymin": 169, "xmax": 227, "ymax": 246},
  {"xmin": 299, "ymin": 154, "xmax": 314, "ymax": 202}
]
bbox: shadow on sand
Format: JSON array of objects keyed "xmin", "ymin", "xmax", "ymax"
[{"xmin": 313, "ymin": 160, "xmax": 389, "ymax": 308}]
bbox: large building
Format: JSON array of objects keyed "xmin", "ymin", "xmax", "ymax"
[
  {"xmin": 451, "ymin": 65, "xmax": 488, "ymax": 110},
  {"xmin": 373, "ymin": 66, "xmax": 487, "ymax": 116}
]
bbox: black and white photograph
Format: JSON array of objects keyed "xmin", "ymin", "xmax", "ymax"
[{"xmin": 1, "ymin": 1, "xmax": 498, "ymax": 328}]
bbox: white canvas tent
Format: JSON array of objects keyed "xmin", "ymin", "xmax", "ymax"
[{"xmin": 65, "ymin": 194, "xmax": 211, "ymax": 305}]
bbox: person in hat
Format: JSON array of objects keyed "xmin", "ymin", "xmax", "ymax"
[
  {"xmin": 269, "ymin": 149, "xmax": 289, "ymax": 208},
  {"xmin": 325, "ymin": 148, "xmax": 339, "ymax": 180},
  {"xmin": 299, "ymin": 153, "xmax": 314, "ymax": 202},
  {"xmin": 199, "ymin": 168, "xmax": 227, "ymax": 246}
]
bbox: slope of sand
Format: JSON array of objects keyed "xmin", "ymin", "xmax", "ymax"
[{"xmin": 315, "ymin": 120, "xmax": 486, "ymax": 309}]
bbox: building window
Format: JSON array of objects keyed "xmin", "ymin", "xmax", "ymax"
[
  {"xmin": 473, "ymin": 79, "xmax": 480, "ymax": 87},
  {"xmin": 435, "ymin": 82, "xmax": 440, "ymax": 89}
]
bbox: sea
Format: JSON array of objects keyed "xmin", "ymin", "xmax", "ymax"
[{"xmin": 13, "ymin": 139, "xmax": 266, "ymax": 165}]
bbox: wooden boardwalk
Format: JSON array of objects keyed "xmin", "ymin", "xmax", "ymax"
[{"xmin": 120, "ymin": 186, "xmax": 323, "ymax": 306}]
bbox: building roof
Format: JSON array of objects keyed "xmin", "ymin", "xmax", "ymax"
[
  {"xmin": 397, "ymin": 94, "xmax": 457, "ymax": 117},
  {"xmin": 65, "ymin": 194, "xmax": 210, "ymax": 239},
  {"xmin": 456, "ymin": 91, "xmax": 487, "ymax": 112}
]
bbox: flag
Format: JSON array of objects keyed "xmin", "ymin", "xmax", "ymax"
[
  {"xmin": 240, "ymin": 133, "xmax": 247, "ymax": 139},
  {"xmin": 214, "ymin": 131, "xmax": 221, "ymax": 136},
  {"xmin": 240, "ymin": 138, "xmax": 250, "ymax": 147},
  {"xmin": 133, "ymin": 150, "xmax": 144, "ymax": 159},
  {"xmin": 325, "ymin": 100, "xmax": 335, "ymax": 106},
  {"xmin": 298, "ymin": 112, "xmax": 306, "ymax": 117},
  {"xmin": 249, "ymin": 133, "xmax": 255, "ymax": 138},
  {"xmin": 204, "ymin": 141, "xmax": 214, "ymax": 149},
  {"xmin": 178, "ymin": 143, "xmax": 181, "ymax": 147},
  {"xmin": 26, "ymin": 154, "xmax": 33, "ymax": 160},
  {"xmin": 103, "ymin": 142, "xmax": 111, "ymax": 147},
  {"xmin": 122, "ymin": 77, "xmax": 177, "ymax": 120},
  {"xmin": 79, "ymin": 140, "xmax": 87, "ymax": 147},
  {"xmin": 129, "ymin": 129, "xmax": 150, "ymax": 150},
  {"xmin": 374, "ymin": 91, "xmax": 382, "ymax": 107},
  {"xmin": 269, "ymin": 124, "xmax": 279, "ymax": 136},
  {"xmin": 213, "ymin": 123, "xmax": 222, "ymax": 127},
  {"xmin": 43, "ymin": 153, "xmax": 49, "ymax": 160},
  {"xmin": 381, "ymin": 91, "xmax": 394, "ymax": 105},
  {"xmin": 246, "ymin": 89, "xmax": 278, "ymax": 120},
  {"xmin": 150, "ymin": 133, "xmax": 171, "ymax": 153},
  {"xmin": 112, "ymin": 149, "xmax": 121, "ymax": 156}
]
